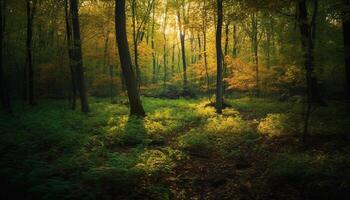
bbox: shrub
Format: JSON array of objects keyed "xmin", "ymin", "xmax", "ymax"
[
  {"xmin": 178, "ymin": 130, "xmax": 212, "ymax": 154},
  {"xmin": 204, "ymin": 115, "xmax": 249, "ymax": 135},
  {"xmin": 135, "ymin": 148, "xmax": 180, "ymax": 176},
  {"xmin": 258, "ymin": 113, "xmax": 297, "ymax": 137}
]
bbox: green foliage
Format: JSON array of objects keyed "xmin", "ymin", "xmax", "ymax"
[
  {"xmin": 1, "ymin": 97, "xmax": 350, "ymax": 199},
  {"xmin": 178, "ymin": 130, "xmax": 213, "ymax": 154},
  {"xmin": 135, "ymin": 148, "xmax": 184, "ymax": 176},
  {"xmin": 205, "ymin": 114, "xmax": 249, "ymax": 135},
  {"xmin": 268, "ymin": 152, "xmax": 350, "ymax": 199},
  {"xmin": 258, "ymin": 113, "xmax": 298, "ymax": 137}
]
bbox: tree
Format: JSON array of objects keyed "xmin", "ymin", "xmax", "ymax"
[
  {"xmin": 343, "ymin": 0, "xmax": 350, "ymax": 100},
  {"xmin": 175, "ymin": 0, "xmax": 189, "ymax": 93},
  {"xmin": 297, "ymin": 0, "xmax": 319, "ymax": 143},
  {"xmin": 115, "ymin": 0, "xmax": 145, "ymax": 117},
  {"xmin": 69, "ymin": 0, "xmax": 89, "ymax": 113},
  {"xmin": 0, "ymin": 0, "xmax": 11, "ymax": 113},
  {"xmin": 25, "ymin": 0, "xmax": 37, "ymax": 105},
  {"xmin": 216, "ymin": 0, "xmax": 224, "ymax": 114},
  {"xmin": 251, "ymin": 12, "xmax": 259, "ymax": 97},
  {"xmin": 64, "ymin": 0, "xmax": 76, "ymax": 110}
]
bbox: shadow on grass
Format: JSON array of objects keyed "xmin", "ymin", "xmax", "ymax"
[{"xmin": 122, "ymin": 116, "xmax": 148, "ymax": 146}]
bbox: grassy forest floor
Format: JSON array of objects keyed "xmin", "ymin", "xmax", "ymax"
[{"xmin": 1, "ymin": 97, "xmax": 350, "ymax": 200}]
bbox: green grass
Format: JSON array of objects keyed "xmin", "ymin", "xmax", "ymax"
[{"xmin": 0, "ymin": 97, "xmax": 349, "ymax": 199}]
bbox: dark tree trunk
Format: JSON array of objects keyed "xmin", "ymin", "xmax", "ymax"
[
  {"xmin": 216, "ymin": 0, "xmax": 223, "ymax": 114},
  {"xmin": 343, "ymin": 0, "xmax": 350, "ymax": 100},
  {"xmin": 70, "ymin": 0, "xmax": 89, "ymax": 113},
  {"xmin": 298, "ymin": 0, "xmax": 321, "ymax": 104},
  {"xmin": 64, "ymin": 0, "xmax": 76, "ymax": 110},
  {"xmin": 171, "ymin": 43, "xmax": 175, "ymax": 78},
  {"xmin": 25, "ymin": 0, "xmax": 36, "ymax": 106},
  {"xmin": 0, "ymin": 0, "xmax": 11, "ymax": 113},
  {"xmin": 115, "ymin": 0, "xmax": 145, "ymax": 117},
  {"xmin": 298, "ymin": 0, "xmax": 318, "ymax": 144},
  {"xmin": 197, "ymin": 33, "xmax": 202, "ymax": 61}
]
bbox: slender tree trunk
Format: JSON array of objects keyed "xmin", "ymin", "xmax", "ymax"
[
  {"xmin": 25, "ymin": 0, "xmax": 36, "ymax": 106},
  {"xmin": 177, "ymin": 9, "xmax": 188, "ymax": 93},
  {"xmin": 163, "ymin": 3, "xmax": 168, "ymax": 88},
  {"xmin": 115, "ymin": 0, "xmax": 145, "ymax": 117},
  {"xmin": 70, "ymin": 0, "xmax": 89, "ymax": 113},
  {"xmin": 197, "ymin": 33, "xmax": 202, "ymax": 61},
  {"xmin": 202, "ymin": 0, "xmax": 210, "ymax": 95},
  {"xmin": 343, "ymin": 0, "xmax": 350, "ymax": 100},
  {"xmin": 216, "ymin": 0, "xmax": 223, "ymax": 114},
  {"xmin": 64, "ymin": 0, "xmax": 76, "ymax": 110},
  {"xmin": 171, "ymin": 43, "xmax": 175, "ymax": 78},
  {"xmin": 131, "ymin": 0, "xmax": 141, "ymax": 88},
  {"xmin": 224, "ymin": 21, "xmax": 229, "ymax": 74},
  {"xmin": 298, "ymin": 0, "xmax": 318, "ymax": 144},
  {"xmin": 251, "ymin": 13, "xmax": 259, "ymax": 97},
  {"xmin": 0, "ymin": 0, "xmax": 11, "ymax": 113},
  {"xmin": 233, "ymin": 25, "xmax": 238, "ymax": 57},
  {"xmin": 151, "ymin": 3, "xmax": 156, "ymax": 84}
]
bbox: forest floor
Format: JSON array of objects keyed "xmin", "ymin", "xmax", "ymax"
[{"xmin": 1, "ymin": 97, "xmax": 350, "ymax": 200}]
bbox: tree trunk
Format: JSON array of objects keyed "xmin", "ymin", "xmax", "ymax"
[
  {"xmin": 131, "ymin": 0, "xmax": 140, "ymax": 88},
  {"xmin": 233, "ymin": 25, "xmax": 238, "ymax": 57},
  {"xmin": 25, "ymin": 0, "xmax": 36, "ymax": 106},
  {"xmin": 163, "ymin": 3, "xmax": 168, "ymax": 88},
  {"xmin": 115, "ymin": 0, "xmax": 145, "ymax": 117},
  {"xmin": 343, "ymin": 0, "xmax": 350, "ymax": 100},
  {"xmin": 251, "ymin": 13, "xmax": 259, "ymax": 97},
  {"xmin": 64, "ymin": 0, "xmax": 76, "ymax": 110},
  {"xmin": 298, "ymin": 0, "xmax": 318, "ymax": 144},
  {"xmin": 0, "ymin": 0, "xmax": 11, "ymax": 113},
  {"xmin": 216, "ymin": 0, "xmax": 223, "ymax": 114},
  {"xmin": 70, "ymin": 0, "xmax": 89, "ymax": 113},
  {"xmin": 202, "ymin": 0, "xmax": 210, "ymax": 95},
  {"xmin": 171, "ymin": 43, "xmax": 175, "ymax": 78},
  {"xmin": 177, "ymin": 9, "xmax": 188, "ymax": 93},
  {"xmin": 151, "ymin": 3, "xmax": 156, "ymax": 84},
  {"xmin": 299, "ymin": 0, "xmax": 322, "ymax": 104}
]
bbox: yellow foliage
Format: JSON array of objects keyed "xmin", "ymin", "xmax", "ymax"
[{"xmin": 225, "ymin": 57, "xmax": 257, "ymax": 91}]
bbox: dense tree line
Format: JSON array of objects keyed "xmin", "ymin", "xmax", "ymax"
[{"xmin": 1, "ymin": 0, "xmax": 349, "ymax": 122}]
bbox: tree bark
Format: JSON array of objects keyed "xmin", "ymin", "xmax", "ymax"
[
  {"xmin": 163, "ymin": 2, "xmax": 168, "ymax": 87},
  {"xmin": 177, "ymin": 7, "xmax": 188, "ymax": 93},
  {"xmin": 298, "ymin": 0, "xmax": 319, "ymax": 144},
  {"xmin": 203, "ymin": 0, "xmax": 210, "ymax": 95},
  {"xmin": 25, "ymin": 0, "xmax": 37, "ymax": 106},
  {"xmin": 232, "ymin": 25, "xmax": 238, "ymax": 58},
  {"xmin": 216, "ymin": 0, "xmax": 223, "ymax": 114},
  {"xmin": 64, "ymin": 0, "xmax": 76, "ymax": 110},
  {"xmin": 131, "ymin": 0, "xmax": 140, "ymax": 88},
  {"xmin": 343, "ymin": 0, "xmax": 350, "ymax": 100},
  {"xmin": 70, "ymin": 0, "xmax": 89, "ymax": 113},
  {"xmin": 151, "ymin": 2, "xmax": 156, "ymax": 84},
  {"xmin": 0, "ymin": 0, "xmax": 11, "ymax": 113},
  {"xmin": 251, "ymin": 13, "xmax": 259, "ymax": 97},
  {"xmin": 115, "ymin": 0, "xmax": 145, "ymax": 117}
]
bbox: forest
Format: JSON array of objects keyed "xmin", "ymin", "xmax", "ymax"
[{"xmin": 0, "ymin": 0, "xmax": 350, "ymax": 199}]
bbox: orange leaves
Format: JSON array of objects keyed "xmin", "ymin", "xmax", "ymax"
[{"xmin": 225, "ymin": 57, "xmax": 257, "ymax": 91}]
